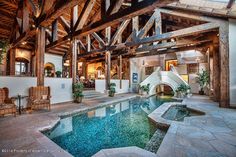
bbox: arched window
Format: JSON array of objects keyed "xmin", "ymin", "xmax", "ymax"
[
  {"xmin": 44, "ymin": 62, "xmax": 55, "ymax": 77},
  {"xmin": 15, "ymin": 57, "xmax": 29, "ymax": 76}
]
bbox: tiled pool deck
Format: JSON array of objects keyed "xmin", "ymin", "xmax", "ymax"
[{"xmin": 0, "ymin": 94, "xmax": 236, "ymax": 157}]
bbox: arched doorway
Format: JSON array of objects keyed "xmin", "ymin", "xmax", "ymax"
[{"xmin": 44, "ymin": 62, "xmax": 55, "ymax": 77}]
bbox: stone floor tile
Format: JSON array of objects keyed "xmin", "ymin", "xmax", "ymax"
[{"xmin": 209, "ymin": 139, "xmax": 236, "ymax": 157}]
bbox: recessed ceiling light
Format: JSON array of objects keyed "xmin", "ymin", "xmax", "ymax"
[{"xmin": 21, "ymin": 41, "xmax": 27, "ymax": 45}]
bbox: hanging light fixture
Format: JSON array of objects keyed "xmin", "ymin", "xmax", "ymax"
[{"xmin": 64, "ymin": 60, "xmax": 70, "ymax": 66}]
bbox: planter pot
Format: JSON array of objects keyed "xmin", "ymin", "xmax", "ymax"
[
  {"xmin": 139, "ymin": 90, "xmax": 142, "ymax": 95},
  {"xmin": 141, "ymin": 91, "xmax": 148, "ymax": 96},
  {"xmin": 109, "ymin": 92, "xmax": 115, "ymax": 97},
  {"xmin": 176, "ymin": 92, "xmax": 184, "ymax": 98},
  {"xmin": 199, "ymin": 90, "xmax": 204, "ymax": 95},
  {"xmin": 75, "ymin": 97, "xmax": 83, "ymax": 103}
]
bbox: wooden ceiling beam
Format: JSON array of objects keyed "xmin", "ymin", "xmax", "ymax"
[
  {"xmin": 110, "ymin": 19, "xmax": 131, "ymax": 45},
  {"xmin": 106, "ymin": 0, "xmax": 124, "ymax": 15},
  {"xmin": 58, "ymin": 16, "xmax": 70, "ymax": 33},
  {"xmin": 166, "ymin": 2, "xmax": 236, "ymax": 19},
  {"xmin": 46, "ymin": 0, "xmax": 176, "ymax": 50},
  {"xmin": 136, "ymin": 39, "xmax": 212, "ymax": 52},
  {"xmin": 22, "ymin": 0, "xmax": 30, "ymax": 33},
  {"xmin": 10, "ymin": 29, "xmax": 36, "ymax": 49},
  {"xmin": 126, "ymin": 22, "xmax": 219, "ymax": 47},
  {"xmin": 26, "ymin": 0, "xmax": 37, "ymax": 16},
  {"xmin": 74, "ymin": 0, "xmax": 97, "ymax": 31},
  {"xmin": 227, "ymin": 0, "xmax": 235, "ymax": 9},
  {"xmin": 37, "ymin": 0, "xmax": 84, "ymax": 27},
  {"xmin": 0, "ymin": 0, "xmax": 18, "ymax": 9},
  {"xmin": 138, "ymin": 10, "xmax": 159, "ymax": 39},
  {"xmin": 91, "ymin": 32, "xmax": 105, "ymax": 48},
  {"xmin": 46, "ymin": 50, "xmax": 65, "ymax": 55}
]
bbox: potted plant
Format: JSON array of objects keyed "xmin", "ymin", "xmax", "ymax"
[
  {"xmin": 108, "ymin": 83, "xmax": 116, "ymax": 97},
  {"xmin": 73, "ymin": 82, "xmax": 84, "ymax": 103},
  {"xmin": 55, "ymin": 71, "xmax": 62, "ymax": 78},
  {"xmin": 196, "ymin": 70, "xmax": 209, "ymax": 95},
  {"xmin": 175, "ymin": 84, "xmax": 191, "ymax": 98},
  {"xmin": 139, "ymin": 83, "xmax": 150, "ymax": 95}
]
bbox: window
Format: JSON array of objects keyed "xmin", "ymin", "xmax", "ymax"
[
  {"xmin": 15, "ymin": 62, "xmax": 27, "ymax": 75},
  {"xmin": 15, "ymin": 57, "xmax": 29, "ymax": 76}
]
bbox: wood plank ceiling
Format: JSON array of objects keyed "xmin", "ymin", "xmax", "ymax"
[
  {"xmin": 0, "ymin": 0, "xmax": 19, "ymax": 40},
  {"xmin": 0, "ymin": 0, "xmax": 234, "ymax": 57}
]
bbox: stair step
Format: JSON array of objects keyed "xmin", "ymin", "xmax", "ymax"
[
  {"xmin": 145, "ymin": 129, "xmax": 166, "ymax": 153},
  {"xmin": 83, "ymin": 90, "xmax": 105, "ymax": 99}
]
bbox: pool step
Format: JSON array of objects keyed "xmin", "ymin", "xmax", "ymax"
[
  {"xmin": 83, "ymin": 90, "xmax": 106, "ymax": 99},
  {"xmin": 145, "ymin": 129, "xmax": 166, "ymax": 153}
]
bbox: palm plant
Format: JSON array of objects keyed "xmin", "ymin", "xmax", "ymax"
[{"xmin": 196, "ymin": 70, "xmax": 209, "ymax": 95}]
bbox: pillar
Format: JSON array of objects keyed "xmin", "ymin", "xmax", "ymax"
[
  {"xmin": 70, "ymin": 39, "xmax": 78, "ymax": 84},
  {"xmin": 119, "ymin": 55, "xmax": 122, "ymax": 89},
  {"xmin": 105, "ymin": 51, "xmax": 111, "ymax": 90},
  {"xmin": 212, "ymin": 42, "xmax": 220, "ymax": 102},
  {"xmin": 9, "ymin": 49, "xmax": 15, "ymax": 75},
  {"xmin": 36, "ymin": 26, "xmax": 45, "ymax": 86},
  {"xmin": 219, "ymin": 23, "xmax": 229, "ymax": 108}
]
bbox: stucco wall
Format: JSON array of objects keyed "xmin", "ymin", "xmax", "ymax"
[
  {"xmin": 0, "ymin": 76, "xmax": 73, "ymax": 105},
  {"xmin": 95, "ymin": 79, "xmax": 129, "ymax": 94},
  {"xmin": 229, "ymin": 19, "xmax": 236, "ymax": 106}
]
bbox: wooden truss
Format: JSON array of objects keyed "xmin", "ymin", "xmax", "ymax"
[{"xmin": 7, "ymin": 0, "xmax": 230, "ymax": 108}]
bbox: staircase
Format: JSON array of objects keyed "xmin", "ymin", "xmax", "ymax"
[
  {"xmin": 140, "ymin": 66, "xmax": 189, "ymax": 95},
  {"xmin": 83, "ymin": 90, "xmax": 105, "ymax": 99}
]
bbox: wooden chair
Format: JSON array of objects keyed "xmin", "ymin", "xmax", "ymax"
[
  {"xmin": 28, "ymin": 86, "xmax": 51, "ymax": 111},
  {"xmin": 0, "ymin": 87, "xmax": 17, "ymax": 117}
]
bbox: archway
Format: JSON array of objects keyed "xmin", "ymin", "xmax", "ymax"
[
  {"xmin": 149, "ymin": 81, "xmax": 176, "ymax": 96},
  {"xmin": 44, "ymin": 62, "xmax": 55, "ymax": 77},
  {"xmin": 156, "ymin": 83, "xmax": 174, "ymax": 96}
]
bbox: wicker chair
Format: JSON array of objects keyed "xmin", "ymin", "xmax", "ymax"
[
  {"xmin": 0, "ymin": 87, "xmax": 17, "ymax": 117},
  {"xmin": 28, "ymin": 86, "xmax": 51, "ymax": 111}
]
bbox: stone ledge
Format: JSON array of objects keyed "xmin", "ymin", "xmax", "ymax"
[{"xmin": 93, "ymin": 146, "xmax": 159, "ymax": 157}]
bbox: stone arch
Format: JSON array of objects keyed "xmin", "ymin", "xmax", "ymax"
[{"xmin": 149, "ymin": 81, "xmax": 176, "ymax": 96}]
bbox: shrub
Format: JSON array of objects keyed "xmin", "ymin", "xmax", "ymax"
[
  {"xmin": 139, "ymin": 83, "xmax": 150, "ymax": 94},
  {"xmin": 73, "ymin": 82, "xmax": 84, "ymax": 99},
  {"xmin": 109, "ymin": 83, "xmax": 116, "ymax": 97},
  {"xmin": 55, "ymin": 71, "xmax": 62, "ymax": 77}
]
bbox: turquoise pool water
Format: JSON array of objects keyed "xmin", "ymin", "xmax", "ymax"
[
  {"xmin": 162, "ymin": 105, "xmax": 204, "ymax": 121},
  {"xmin": 43, "ymin": 96, "xmax": 172, "ymax": 157}
]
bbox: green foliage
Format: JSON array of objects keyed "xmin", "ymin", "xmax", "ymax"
[
  {"xmin": 0, "ymin": 41, "xmax": 8, "ymax": 65},
  {"xmin": 196, "ymin": 70, "xmax": 209, "ymax": 90},
  {"xmin": 73, "ymin": 82, "xmax": 84, "ymax": 98},
  {"xmin": 139, "ymin": 83, "xmax": 150, "ymax": 93},
  {"xmin": 176, "ymin": 84, "xmax": 191, "ymax": 94},
  {"xmin": 55, "ymin": 71, "xmax": 62, "ymax": 77},
  {"xmin": 109, "ymin": 83, "xmax": 116, "ymax": 96}
]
